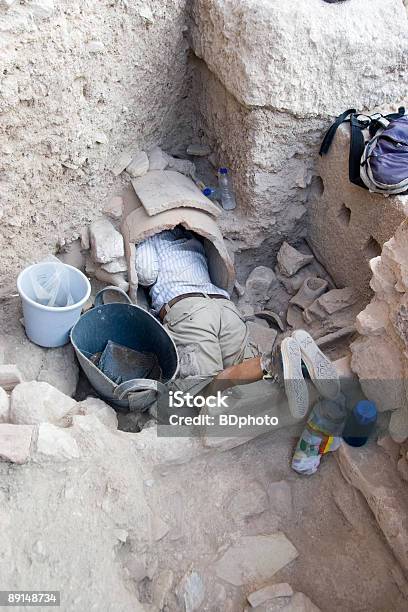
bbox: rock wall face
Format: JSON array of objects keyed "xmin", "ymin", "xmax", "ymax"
[
  {"xmin": 0, "ymin": 0, "xmax": 191, "ymax": 287},
  {"xmin": 351, "ymin": 220, "xmax": 408, "ymax": 443},
  {"xmin": 190, "ymin": 0, "xmax": 408, "ymax": 256},
  {"xmin": 309, "ymin": 123, "xmax": 408, "ymax": 305}
]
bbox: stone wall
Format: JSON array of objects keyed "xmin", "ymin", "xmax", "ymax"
[
  {"xmin": 0, "ymin": 0, "xmax": 191, "ymax": 287},
  {"xmin": 351, "ymin": 220, "xmax": 408, "ymax": 443},
  {"xmin": 190, "ymin": 0, "xmax": 408, "ymax": 258},
  {"xmin": 309, "ymin": 123, "xmax": 408, "ymax": 306}
]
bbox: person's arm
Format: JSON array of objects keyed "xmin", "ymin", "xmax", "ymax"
[{"xmin": 135, "ymin": 237, "xmax": 159, "ymax": 286}]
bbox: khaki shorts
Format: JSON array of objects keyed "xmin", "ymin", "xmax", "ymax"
[{"xmin": 163, "ymin": 296, "xmax": 257, "ymax": 378}]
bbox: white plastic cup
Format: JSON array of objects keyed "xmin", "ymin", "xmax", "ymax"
[{"xmin": 17, "ymin": 262, "xmax": 91, "ymax": 348}]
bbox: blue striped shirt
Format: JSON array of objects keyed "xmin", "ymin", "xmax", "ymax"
[{"xmin": 135, "ymin": 228, "xmax": 229, "ymax": 312}]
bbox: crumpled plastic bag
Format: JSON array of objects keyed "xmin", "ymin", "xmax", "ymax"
[{"xmin": 29, "ymin": 260, "xmax": 74, "ymax": 307}]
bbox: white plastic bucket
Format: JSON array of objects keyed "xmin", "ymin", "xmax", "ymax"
[{"xmin": 17, "ymin": 262, "xmax": 91, "ymax": 348}]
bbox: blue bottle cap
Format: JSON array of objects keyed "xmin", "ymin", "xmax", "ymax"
[
  {"xmin": 219, "ymin": 167, "xmax": 228, "ymax": 174},
  {"xmin": 202, "ymin": 188, "xmax": 212, "ymax": 196},
  {"xmin": 354, "ymin": 400, "xmax": 377, "ymax": 425}
]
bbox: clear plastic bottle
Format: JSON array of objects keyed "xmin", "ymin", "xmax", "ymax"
[
  {"xmin": 218, "ymin": 167, "xmax": 237, "ymax": 210},
  {"xmin": 291, "ymin": 398, "xmax": 347, "ymax": 475},
  {"xmin": 202, "ymin": 187, "xmax": 220, "ymax": 202}
]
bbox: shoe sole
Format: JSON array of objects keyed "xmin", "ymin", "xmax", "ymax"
[
  {"xmin": 292, "ymin": 329, "xmax": 340, "ymax": 400},
  {"xmin": 281, "ymin": 337, "xmax": 309, "ymax": 419}
]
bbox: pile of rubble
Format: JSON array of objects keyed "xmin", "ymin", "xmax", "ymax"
[
  {"xmin": 237, "ymin": 241, "xmax": 360, "ymax": 355},
  {"xmin": 65, "ymin": 143, "xmax": 220, "ymax": 297}
]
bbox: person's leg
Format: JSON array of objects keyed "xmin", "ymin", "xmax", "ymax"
[
  {"xmin": 217, "ymin": 300, "xmax": 257, "ymax": 367},
  {"xmin": 163, "ymin": 297, "xmax": 224, "ymax": 378}
]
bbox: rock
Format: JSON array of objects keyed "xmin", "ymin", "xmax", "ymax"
[
  {"xmin": 152, "ymin": 570, "xmax": 174, "ymax": 610},
  {"xmin": 266, "ymin": 481, "xmax": 292, "ymax": 518},
  {"xmin": 94, "ymin": 131, "xmax": 108, "ymax": 144},
  {"xmin": 110, "ymin": 151, "xmax": 133, "ymax": 176},
  {"xmin": 90, "ymin": 218, "xmax": 124, "ymax": 264},
  {"xmin": 377, "ymin": 435, "xmax": 401, "ymax": 463},
  {"xmin": 337, "ymin": 443, "xmax": 408, "ymax": 573},
  {"xmin": 0, "ymin": 388, "xmax": 10, "ymax": 423},
  {"xmin": 289, "ymin": 277, "xmax": 328, "ymax": 310},
  {"xmin": 10, "ymin": 382, "xmax": 77, "ymax": 427},
  {"xmin": 139, "ymin": 6, "xmax": 154, "ymax": 23},
  {"xmin": 237, "ymin": 299, "xmax": 255, "ymax": 319},
  {"xmin": 131, "ymin": 170, "xmax": 220, "ymax": 218},
  {"xmin": 350, "ymin": 336, "xmax": 405, "ymax": 414},
  {"xmin": 228, "ymin": 481, "xmax": 269, "ymax": 520},
  {"xmin": 85, "ymin": 256, "xmax": 97, "ymax": 275},
  {"xmin": 103, "ymin": 196, "xmax": 124, "ymax": 220},
  {"xmin": 187, "ymin": 144, "xmax": 211, "ymax": 156},
  {"xmin": 276, "ymin": 262, "xmax": 333, "ymax": 296},
  {"xmin": 57, "ymin": 239, "xmax": 85, "ymax": 271},
  {"xmin": 94, "ymin": 268, "xmax": 129, "ymax": 293},
  {"xmin": 176, "ymin": 571, "xmax": 205, "ymax": 612},
  {"xmin": 247, "ymin": 583, "xmax": 294, "ymax": 607},
  {"xmin": 247, "ymin": 322, "xmax": 277, "ymax": 354},
  {"xmin": 0, "ymin": 364, "xmax": 23, "ymax": 391},
  {"xmin": 277, "ymin": 243, "xmax": 314, "ymax": 277},
  {"xmin": 389, "ymin": 407, "xmax": 408, "ymax": 444},
  {"xmin": 148, "ymin": 146, "xmax": 172, "ymax": 171},
  {"xmin": 265, "ymin": 283, "xmax": 292, "ymax": 318},
  {"xmin": 0, "ymin": 424, "xmax": 34, "ymax": 464},
  {"xmin": 146, "ymin": 556, "xmax": 159, "ymax": 580},
  {"xmin": 397, "ymin": 456, "xmax": 408, "ymax": 482},
  {"xmin": 234, "ymin": 280, "xmax": 246, "ymax": 297},
  {"xmin": 87, "ymin": 40, "xmax": 105, "ymax": 53},
  {"xmin": 214, "ymin": 533, "xmax": 298, "ymax": 586},
  {"xmin": 356, "ymin": 301, "xmax": 389, "ymax": 336},
  {"xmin": 167, "ymin": 157, "xmax": 197, "ymax": 179},
  {"xmin": 34, "ymin": 423, "xmax": 80, "ymax": 462},
  {"xmin": 37, "ymin": 345, "xmax": 79, "ymax": 397},
  {"xmin": 126, "ymin": 151, "xmax": 149, "ymax": 178},
  {"xmin": 125, "ymin": 556, "xmax": 148, "ymax": 582},
  {"xmin": 317, "ymin": 287, "xmax": 358, "ymax": 315},
  {"xmin": 287, "ymin": 593, "xmax": 321, "ymax": 612},
  {"xmin": 286, "ymin": 304, "xmax": 305, "ymax": 329},
  {"xmin": 149, "ymin": 513, "xmax": 170, "ymax": 542},
  {"xmin": 77, "ymin": 397, "xmax": 118, "ymax": 430},
  {"xmin": 101, "ymin": 257, "xmax": 128, "ymax": 274},
  {"xmin": 80, "ymin": 227, "xmax": 90, "ymax": 250},
  {"xmin": 245, "ymin": 266, "xmax": 277, "ymax": 305},
  {"xmin": 212, "ymin": 583, "xmax": 227, "ymax": 609}
]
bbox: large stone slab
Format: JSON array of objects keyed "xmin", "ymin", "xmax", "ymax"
[
  {"xmin": 131, "ymin": 170, "xmax": 221, "ymax": 218},
  {"xmin": 214, "ymin": 533, "xmax": 298, "ymax": 586},
  {"xmin": 191, "ymin": 0, "xmax": 408, "ymax": 114},
  {"xmin": 337, "ymin": 442, "xmax": 408, "ymax": 574},
  {"xmin": 0, "ymin": 423, "xmax": 34, "ymax": 464},
  {"xmin": 10, "ymin": 381, "xmax": 77, "ymax": 427}
]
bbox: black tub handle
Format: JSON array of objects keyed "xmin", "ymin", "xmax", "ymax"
[{"xmin": 94, "ymin": 286, "xmax": 133, "ymax": 307}]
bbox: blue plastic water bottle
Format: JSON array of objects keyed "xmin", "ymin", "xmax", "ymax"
[{"xmin": 342, "ymin": 400, "xmax": 377, "ymax": 447}]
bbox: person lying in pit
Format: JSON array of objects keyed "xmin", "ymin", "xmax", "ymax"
[{"xmin": 135, "ymin": 225, "xmax": 339, "ymax": 417}]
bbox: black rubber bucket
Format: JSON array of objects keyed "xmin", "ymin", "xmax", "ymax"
[{"xmin": 70, "ymin": 286, "xmax": 179, "ymax": 411}]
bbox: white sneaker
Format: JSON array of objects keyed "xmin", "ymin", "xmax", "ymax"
[
  {"xmin": 280, "ymin": 337, "xmax": 309, "ymax": 419},
  {"xmin": 291, "ymin": 329, "xmax": 340, "ymax": 400}
]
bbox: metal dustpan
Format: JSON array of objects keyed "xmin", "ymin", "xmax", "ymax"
[{"xmin": 70, "ymin": 286, "xmax": 179, "ymax": 411}]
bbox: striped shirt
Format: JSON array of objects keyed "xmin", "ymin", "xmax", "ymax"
[{"xmin": 135, "ymin": 227, "xmax": 229, "ymax": 313}]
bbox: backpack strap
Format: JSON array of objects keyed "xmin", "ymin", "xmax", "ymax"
[
  {"xmin": 349, "ymin": 114, "xmax": 367, "ymax": 188},
  {"xmin": 368, "ymin": 107, "xmax": 406, "ymax": 138},
  {"xmin": 319, "ymin": 108, "xmax": 356, "ymax": 156}
]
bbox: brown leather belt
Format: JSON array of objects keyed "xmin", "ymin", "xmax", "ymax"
[{"xmin": 159, "ymin": 292, "xmax": 228, "ymax": 322}]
